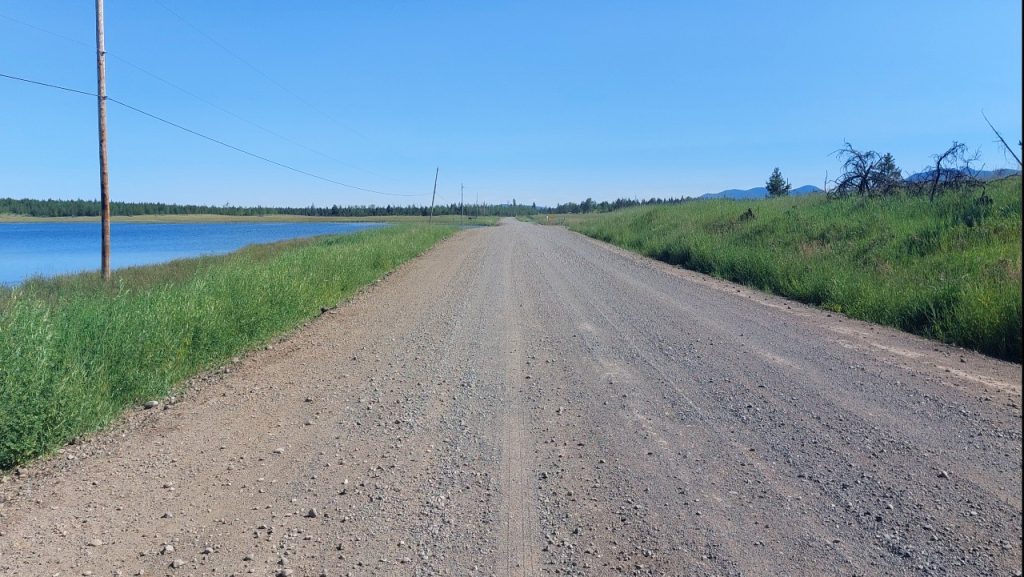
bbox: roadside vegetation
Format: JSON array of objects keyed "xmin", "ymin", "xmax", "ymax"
[
  {"xmin": 568, "ymin": 177, "xmax": 1022, "ymax": 362},
  {"xmin": 0, "ymin": 224, "xmax": 455, "ymax": 469}
]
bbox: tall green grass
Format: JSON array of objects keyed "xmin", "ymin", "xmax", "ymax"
[
  {"xmin": 0, "ymin": 224, "xmax": 454, "ymax": 469},
  {"xmin": 570, "ymin": 178, "xmax": 1022, "ymax": 362}
]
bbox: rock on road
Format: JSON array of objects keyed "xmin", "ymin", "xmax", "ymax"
[{"xmin": 1, "ymin": 219, "xmax": 1020, "ymax": 577}]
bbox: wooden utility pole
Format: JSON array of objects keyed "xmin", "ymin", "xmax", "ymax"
[
  {"xmin": 460, "ymin": 182, "xmax": 464, "ymax": 225},
  {"xmin": 428, "ymin": 167, "xmax": 438, "ymax": 224},
  {"xmin": 95, "ymin": 0, "xmax": 111, "ymax": 280}
]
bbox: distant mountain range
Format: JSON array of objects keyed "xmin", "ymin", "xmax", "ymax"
[
  {"xmin": 904, "ymin": 168, "xmax": 1020, "ymax": 183},
  {"xmin": 697, "ymin": 184, "xmax": 822, "ymax": 200},
  {"xmin": 697, "ymin": 168, "xmax": 1019, "ymax": 200}
]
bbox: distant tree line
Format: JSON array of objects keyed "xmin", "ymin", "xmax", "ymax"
[
  {"xmin": 547, "ymin": 196, "xmax": 691, "ymax": 214},
  {"xmin": 0, "ymin": 194, "xmax": 697, "ymax": 218},
  {"xmin": 8, "ymin": 132, "xmax": 1016, "ymax": 220},
  {"xmin": 0, "ymin": 197, "xmax": 531, "ymax": 218}
]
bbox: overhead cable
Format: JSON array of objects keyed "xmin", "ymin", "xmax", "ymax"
[
  {"xmin": 0, "ymin": 11, "xmax": 380, "ymax": 176},
  {"xmin": 148, "ymin": 0, "xmax": 367, "ymax": 141},
  {"xmin": 0, "ymin": 72, "xmax": 422, "ymax": 197}
]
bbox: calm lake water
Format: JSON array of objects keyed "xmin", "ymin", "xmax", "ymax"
[{"xmin": 0, "ymin": 221, "xmax": 385, "ymax": 286}]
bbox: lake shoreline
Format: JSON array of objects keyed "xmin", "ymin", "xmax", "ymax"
[
  {"xmin": 0, "ymin": 214, "xmax": 495, "ymax": 224},
  {"xmin": 0, "ymin": 224, "xmax": 458, "ymax": 468},
  {"xmin": 0, "ymin": 221, "xmax": 389, "ymax": 285}
]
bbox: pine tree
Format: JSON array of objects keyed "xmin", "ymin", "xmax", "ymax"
[
  {"xmin": 872, "ymin": 153, "xmax": 902, "ymax": 196},
  {"xmin": 766, "ymin": 167, "xmax": 791, "ymax": 197}
]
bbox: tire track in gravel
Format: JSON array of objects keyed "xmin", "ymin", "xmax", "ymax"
[
  {"xmin": 519, "ymin": 224, "xmax": 864, "ymax": 576},
  {"xmin": 497, "ymin": 229, "xmax": 542, "ymax": 576}
]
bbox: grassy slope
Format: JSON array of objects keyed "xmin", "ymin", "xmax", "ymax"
[
  {"xmin": 0, "ymin": 224, "xmax": 455, "ymax": 469},
  {"xmin": 569, "ymin": 178, "xmax": 1022, "ymax": 362}
]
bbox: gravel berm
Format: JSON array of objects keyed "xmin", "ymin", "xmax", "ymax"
[{"xmin": 0, "ymin": 218, "xmax": 1020, "ymax": 576}]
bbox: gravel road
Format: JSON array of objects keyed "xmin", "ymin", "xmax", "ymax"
[{"xmin": 1, "ymin": 218, "xmax": 1020, "ymax": 577}]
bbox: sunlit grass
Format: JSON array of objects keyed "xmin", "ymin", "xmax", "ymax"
[
  {"xmin": 0, "ymin": 224, "xmax": 455, "ymax": 469},
  {"xmin": 569, "ymin": 178, "xmax": 1022, "ymax": 362}
]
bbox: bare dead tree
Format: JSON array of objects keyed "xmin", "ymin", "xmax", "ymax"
[
  {"xmin": 924, "ymin": 142, "xmax": 983, "ymax": 201},
  {"xmin": 928, "ymin": 143, "xmax": 959, "ymax": 201},
  {"xmin": 982, "ymin": 112, "xmax": 1022, "ymax": 169},
  {"xmin": 830, "ymin": 144, "xmax": 902, "ymax": 198},
  {"xmin": 831, "ymin": 142, "xmax": 880, "ymax": 198}
]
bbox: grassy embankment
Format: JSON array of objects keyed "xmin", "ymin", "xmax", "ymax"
[
  {"xmin": 0, "ymin": 224, "xmax": 455, "ymax": 469},
  {"xmin": 566, "ymin": 177, "xmax": 1022, "ymax": 362}
]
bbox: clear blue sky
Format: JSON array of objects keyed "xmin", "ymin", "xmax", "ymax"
[{"xmin": 1, "ymin": 1, "xmax": 1021, "ymax": 208}]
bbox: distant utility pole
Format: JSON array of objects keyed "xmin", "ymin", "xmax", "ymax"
[
  {"xmin": 460, "ymin": 183, "xmax": 465, "ymax": 225},
  {"xmin": 428, "ymin": 167, "xmax": 438, "ymax": 224},
  {"xmin": 95, "ymin": 0, "xmax": 111, "ymax": 280}
]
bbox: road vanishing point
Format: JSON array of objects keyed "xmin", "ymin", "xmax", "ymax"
[{"xmin": 1, "ymin": 219, "xmax": 1020, "ymax": 576}]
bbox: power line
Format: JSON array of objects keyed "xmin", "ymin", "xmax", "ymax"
[
  {"xmin": 106, "ymin": 98, "xmax": 419, "ymax": 197},
  {"xmin": 0, "ymin": 12, "xmax": 89, "ymax": 47},
  {"xmin": 147, "ymin": 0, "xmax": 427, "ymax": 171},
  {"xmin": 0, "ymin": 71, "xmax": 423, "ymax": 198},
  {"xmin": 148, "ymin": 0, "xmax": 368, "ymax": 141},
  {"xmin": 0, "ymin": 10, "xmax": 382, "ymax": 177},
  {"xmin": 0, "ymin": 72, "xmax": 96, "ymax": 97},
  {"xmin": 109, "ymin": 58, "xmax": 382, "ymax": 177}
]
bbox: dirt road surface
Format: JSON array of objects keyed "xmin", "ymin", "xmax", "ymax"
[{"xmin": 1, "ymin": 219, "xmax": 1020, "ymax": 577}]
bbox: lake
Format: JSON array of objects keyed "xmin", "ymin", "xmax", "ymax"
[{"xmin": 0, "ymin": 221, "xmax": 385, "ymax": 286}]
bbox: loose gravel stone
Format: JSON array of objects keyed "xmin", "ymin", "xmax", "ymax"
[{"xmin": 0, "ymin": 220, "xmax": 1019, "ymax": 577}]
